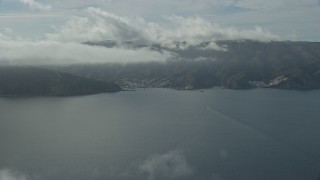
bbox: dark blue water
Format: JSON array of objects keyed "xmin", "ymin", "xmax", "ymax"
[{"xmin": 0, "ymin": 88, "xmax": 320, "ymax": 180}]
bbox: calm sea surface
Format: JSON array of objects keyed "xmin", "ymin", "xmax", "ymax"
[{"xmin": 0, "ymin": 88, "xmax": 320, "ymax": 180}]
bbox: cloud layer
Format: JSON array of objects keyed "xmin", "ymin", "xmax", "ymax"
[
  {"xmin": 2, "ymin": 2, "xmax": 318, "ymax": 65},
  {"xmin": 0, "ymin": 40, "xmax": 169, "ymax": 65},
  {"xmin": 0, "ymin": 7, "xmax": 281, "ymax": 65},
  {"xmin": 46, "ymin": 7, "xmax": 279, "ymax": 45},
  {"xmin": 1, "ymin": 0, "xmax": 319, "ymax": 42}
]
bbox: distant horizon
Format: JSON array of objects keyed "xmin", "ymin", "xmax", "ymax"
[{"xmin": 0, "ymin": 0, "xmax": 319, "ymax": 65}]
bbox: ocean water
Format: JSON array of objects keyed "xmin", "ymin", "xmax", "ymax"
[{"xmin": 0, "ymin": 88, "xmax": 320, "ymax": 180}]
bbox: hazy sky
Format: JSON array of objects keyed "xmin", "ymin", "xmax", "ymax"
[
  {"xmin": 0, "ymin": 0, "xmax": 319, "ymax": 42},
  {"xmin": 0, "ymin": 0, "xmax": 319, "ymax": 64}
]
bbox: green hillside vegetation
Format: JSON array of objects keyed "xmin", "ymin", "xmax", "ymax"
[{"xmin": 0, "ymin": 66, "xmax": 120, "ymax": 96}]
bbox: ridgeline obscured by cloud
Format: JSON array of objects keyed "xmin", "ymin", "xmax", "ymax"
[{"xmin": 0, "ymin": 40, "xmax": 170, "ymax": 65}]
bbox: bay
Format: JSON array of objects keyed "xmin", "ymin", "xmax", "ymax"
[{"xmin": 0, "ymin": 88, "xmax": 320, "ymax": 180}]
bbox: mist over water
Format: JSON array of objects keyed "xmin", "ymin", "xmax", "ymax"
[{"xmin": 0, "ymin": 88, "xmax": 320, "ymax": 180}]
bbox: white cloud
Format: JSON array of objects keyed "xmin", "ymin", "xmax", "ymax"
[
  {"xmin": 1, "ymin": 0, "xmax": 319, "ymax": 41},
  {"xmin": 46, "ymin": 7, "xmax": 279, "ymax": 45},
  {"xmin": 140, "ymin": 150, "xmax": 193, "ymax": 180},
  {"xmin": 201, "ymin": 42, "xmax": 228, "ymax": 51},
  {"xmin": 46, "ymin": 7, "xmax": 145, "ymax": 43},
  {"xmin": 155, "ymin": 16, "xmax": 278, "ymax": 44},
  {"xmin": 20, "ymin": 0, "xmax": 51, "ymax": 11},
  {"xmin": 0, "ymin": 28, "xmax": 14, "ymax": 41},
  {"xmin": 0, "ymin": 40, "xmax": 170, "ymax": 65},
  {"xmin": 0, "ymin": 32, "xmax": 10, "ymax": 41},
  {"xmin": 0, "ymin": 169, "xmax": 27, "ymax": 180},
  {"xmin": 2, "ymin": 0, "xmax": 319, "ymax": 41}
]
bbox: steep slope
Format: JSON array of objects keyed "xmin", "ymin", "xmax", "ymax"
[
  {"xmin": 0, "ymin": 66, "xmax": 120, "ymax": 96},
  {"xmin": 59, "ymin": 40, "xmax": 320, "ymax": 90}
]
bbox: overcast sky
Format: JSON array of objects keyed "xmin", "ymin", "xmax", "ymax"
[
  {"xmin": 0, "ymin": 0, "xmax": 319, "ymax": 42},
  {"xmin": 0, "ymin": 0, "xmax": 319, "ymax": 64}
]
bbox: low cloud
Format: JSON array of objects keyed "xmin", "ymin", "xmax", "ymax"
[
  {"xmin": 0, "ymin": 40, "xmax": 169, "ymax": 65},
  {"xmin": 20, "ymin": 0, "xmax": 51, "ymax": 11},
  {"xmin": 46, "ymin": 7, "xmax": 279, "ymax": 45},
  {"xmin": 200, "ymin": 42, "xmax": 228, "ymax": 51},
  {"xmin": 0, "ymin": 32, "xmax": 10, "ymax": 41},
  {"xmin": 0, "ymin": 169, "xmax": 27, "ymax": 180},
  {"xmin": 0, "ymin": 28, "xmax": 14, "ymax": 41},
  {"xmin": 47, "ymin": 7, "xmax": 145, "ymax": 43},
  {"xmin": 0, "ymin": 7, "xmax": 281, "ymax": 65},
  {"xmin": 140, "ymin": 150, "xmax": 194, "ymax": 180}
]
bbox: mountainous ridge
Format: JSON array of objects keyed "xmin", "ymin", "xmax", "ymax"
[
  {"xmin": 0, "ymin": 66, "xmax": 121, "ymax": 96},
  {"xmin": 61, "ymin": 40, "xmax": 320, "ymax": 90},
  {"xmin": 1, "ymin": 40, "xmax": 319, "ymax": 95}
]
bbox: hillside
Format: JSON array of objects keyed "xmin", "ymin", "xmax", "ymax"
[
  {"xmin": 57, "ymin": 40, "xmax": 320, "ymax": 90},
  {"xmin": 0, "ymin": 66, "xmax": 121, "ymax": 96}
]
